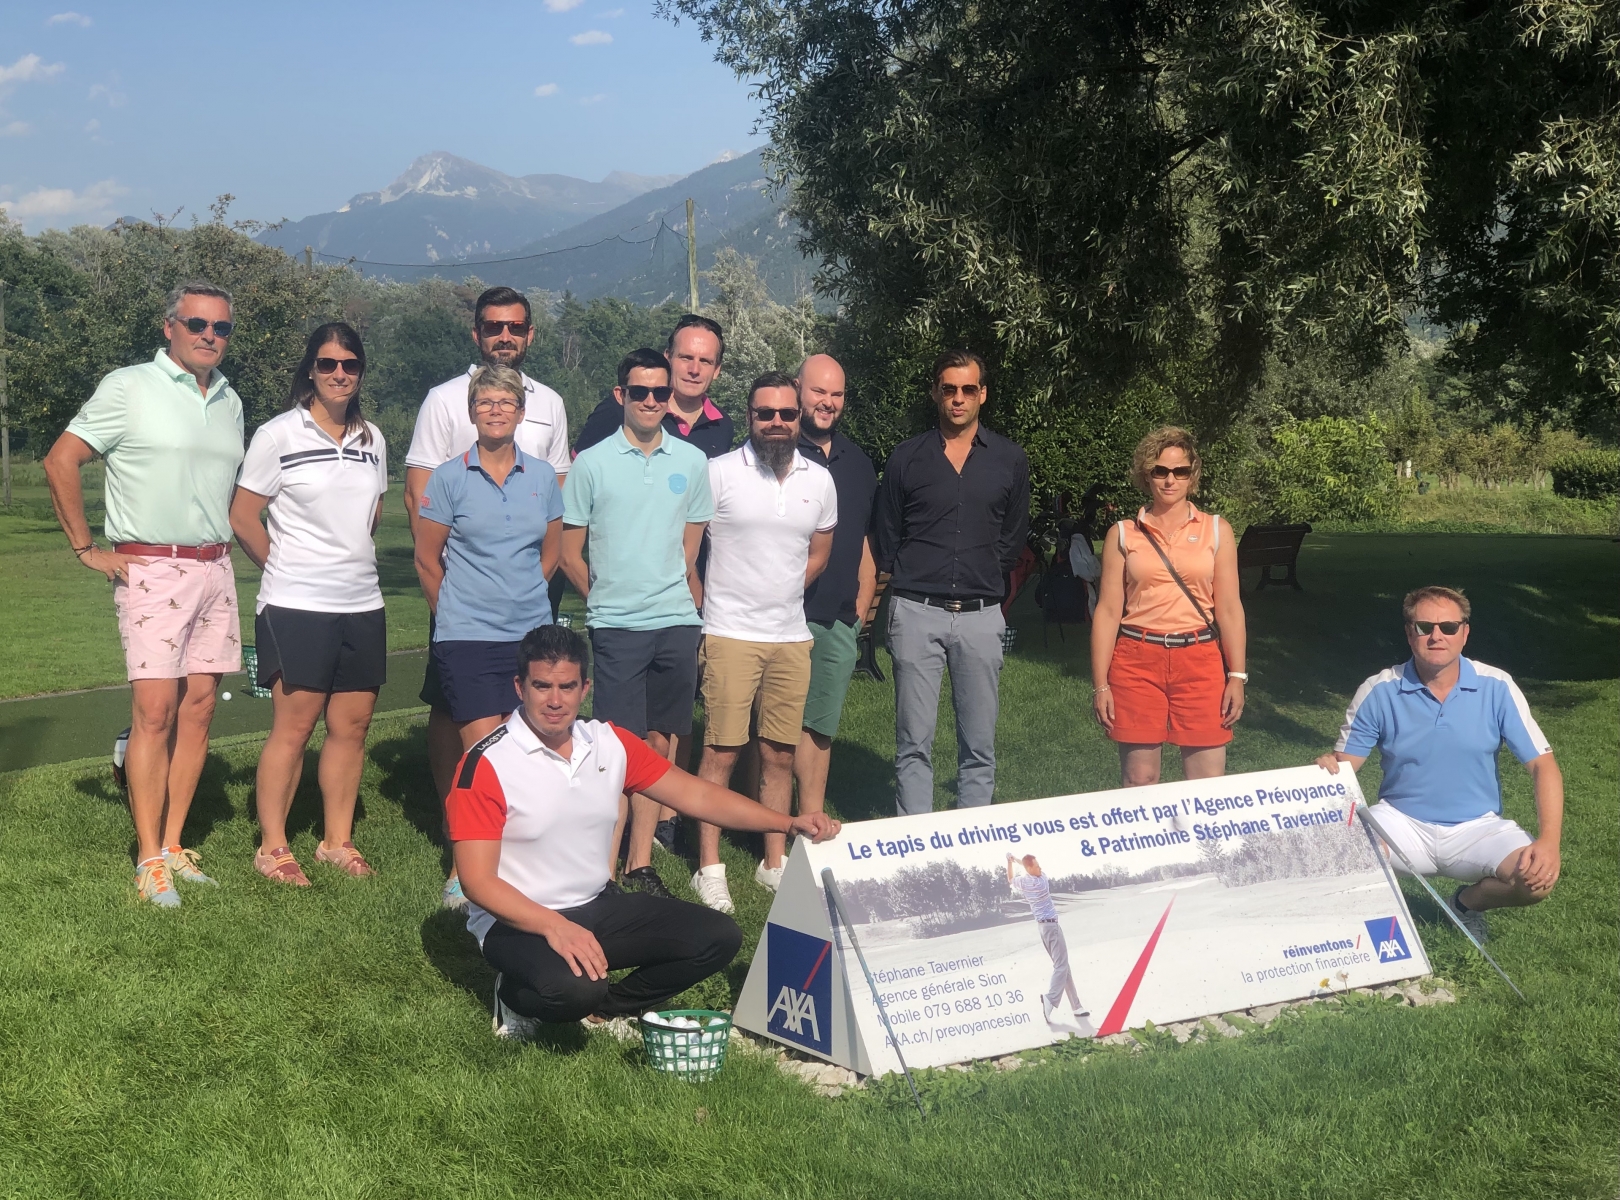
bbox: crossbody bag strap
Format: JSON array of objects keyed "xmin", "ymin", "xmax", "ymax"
[{"xmin": 1132, "ymin": 516, "xmax": 1229, "ymax": 671}]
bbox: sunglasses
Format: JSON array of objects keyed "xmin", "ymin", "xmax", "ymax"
[
  {"xmin": 1410, "ymin": 619, "xmax": 1466, "ymax": 635},
  {"xmin": 624, "ymin": 384, "xmax": 673, "ymax": 403},
  {"xmin": 1150, "ymin": 465, "xmax": 1194, "ymax": 480},
  {"xmin": 478, "ymin": 320, "xmax": 531, "ymax": 338},
  {"xmin": 751, "ymin": 406, "xmax": 801, "ymax": 423},
  {"xmin": 937, "ymin": 383, "xmax": 982, "ymax": 400},
  {"xmin": 314, "ymin": 357, "xmax": 362, "ymax": 376},
  {"xmin": 173, "ymin": 316, "xmax": 234, "ymax": 337},
  {"xmin": 473, "ymin": 397, "xmax": 522, "ymax": 413}
]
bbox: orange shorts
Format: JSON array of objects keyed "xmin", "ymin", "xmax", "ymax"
[{"xmin": 1106, "ymin": 635, "xmax": 1230, "ymax": 747}]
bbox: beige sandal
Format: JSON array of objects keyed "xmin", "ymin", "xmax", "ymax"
[
  {"xmin": 255, "ymin": 845, "xmax": 311, "ymax": 886},
  {"xmin": 315, "ymin": 840, "xmax": 375, "ymax": 877}
]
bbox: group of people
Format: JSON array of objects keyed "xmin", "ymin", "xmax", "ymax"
[{"xmin": 42, "ymin": 279, "xmax": 1564, "ymax": 1036}]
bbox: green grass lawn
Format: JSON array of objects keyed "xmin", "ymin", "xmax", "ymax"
[{"xmin": 0, "ymin": 532, "xmax": 1615, "ymax": 1198}]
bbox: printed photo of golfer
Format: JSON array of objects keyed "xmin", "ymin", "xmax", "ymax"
[{"xmin": 1008, "ymin": 853, "xmax": 1096, "ymax": 1037}]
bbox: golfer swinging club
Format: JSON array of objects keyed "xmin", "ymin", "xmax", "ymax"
[{"xmin": 1007, "ymin": 853, "xmax": 1094, "ymax": 1037}]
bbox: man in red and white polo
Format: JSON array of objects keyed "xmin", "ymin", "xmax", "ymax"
[{"xmin": 448, "ymin": 623, "xmax": 839, "ymax": 1037}]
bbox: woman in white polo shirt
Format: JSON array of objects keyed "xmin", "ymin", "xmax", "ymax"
[{"xmin": 230, "ymin": 322, "xmax": 389, "ymax": 886}]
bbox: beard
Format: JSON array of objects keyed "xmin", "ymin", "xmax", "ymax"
[
  {"xmin": 750, "ymin": 427, "xmax": 797, "ymax": 473},
  {"xmin": 804, "ymin": 406, "xmax": 839, "ymax": 437},
  {"xmin": 482, "ymin": 342, "xmax": 527, "ymax": 370}
]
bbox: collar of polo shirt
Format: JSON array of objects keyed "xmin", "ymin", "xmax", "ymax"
[
  {"xmin": 465, "ymin": 441, "xmax": 529, "ymax": 476},
  {"xmin": 740, "ymin": 439, "xmax": 806, "ymax": 476},
  {"xmin": 614, "ymin": 427, "xmax": 671, "ymax": 455},
  {"xmin": 1401, "ymin": 656, "xmax": 1479, "ymax": 695},
  {"xmin": 155, "ymin": 348, "xmax": 229, "ymax": 401},
  {"xmin": 506, "ymin": 711, "xmax": 601, "ymax": 772}
]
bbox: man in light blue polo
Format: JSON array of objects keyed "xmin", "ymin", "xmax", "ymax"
[
  {"xmin": 44, "ymin": 282, "xmax": 245, "ymax": 909},
  {"xmin": 1317, "ymin": 585, "xmax": 1564, "ymax": 942},
  {"xmin": 560, "ymin": 348, "xmax": 713, "ymax": 899}
]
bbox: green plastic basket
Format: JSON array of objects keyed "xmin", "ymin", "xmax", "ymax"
[
  {"xmin": 640, "ymin": 1009, "xmax": 732, "ymax": 1082},
  {"xmin": 240, "ymin": 646, "xmax": 274, "ymax": 698}
]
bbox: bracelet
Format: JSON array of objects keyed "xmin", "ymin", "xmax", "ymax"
[
  {"xmin": 72, "ymin": 543, "xmax": 96, "ymax": 557},
  {"xmin": 1228, "ymin": 671, "xmax": 1249, "ymax": 682},
  {"xmin": 1094, "ymin": 684, "xmax": 1111, "ymax": 693}
]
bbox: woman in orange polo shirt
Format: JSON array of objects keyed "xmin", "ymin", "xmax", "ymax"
[{"xmin": 1090, "ymin": 426, "xmax": 1248, "ymax": 785}]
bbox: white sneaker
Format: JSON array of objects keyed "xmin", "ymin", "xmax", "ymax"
[
  {"xmin": 492, "ymin": 974, "xmax": 538, "ymax": 1041},
  {"xmin": 753, "ymin": 859, "xmax": 786, "ymax": 892},
  {"xmin": 1451, "ymin": 890, "xmax": 1490, "ymax": 944},
  {"xmin": 1072, "ymin": 1011, "xmax": 1097, "ymax": 1038},
  {"xmin": 692, "ymin": 864, "xmax": 735, "ymax": 914}
]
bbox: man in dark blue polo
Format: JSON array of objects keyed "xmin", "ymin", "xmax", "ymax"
[
  {"xmin": 1317, "ymin": 585, "xmax": 1564, "ymax": 943},
  {"xmin": 573, "ymin": 315, "xmax": 735, "ymax": 459}
]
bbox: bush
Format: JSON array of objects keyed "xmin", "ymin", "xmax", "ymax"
[
  {"xmin": 1550, "ymin": 449, "xmax": 1620, "ymax": 500},
  {"xmin": 1251, "ymin": 416, "xmax": 1399, "ymax": 524}
]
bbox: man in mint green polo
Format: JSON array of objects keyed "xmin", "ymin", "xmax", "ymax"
[
  {"xmin": 44, "ymin": 281, "xmax": 245, "ymax": 909},
  {"xmin": 560, "ymin": 348, "xmax": 713, "ymax": 899}
]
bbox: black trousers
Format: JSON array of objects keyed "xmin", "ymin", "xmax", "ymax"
[{"xmin": 482, "ymin": 884, "xmax": 742, "ymax": 1021}]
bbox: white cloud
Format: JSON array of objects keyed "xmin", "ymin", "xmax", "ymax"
[
  {"xmin": 48, "ymin": 11, "xmax": 92, "ymax": 26},
  {"xmin": 570, "ymin": 29, "xmax": 612, "ymax": 44},
  {"xmin": 543, "ymin": 0, "xmax": 584, "ymax": 10},
  {"xmin": 598, "ymin": 7, "xmax": 625, "ymax": 15},
  {"xmin": 0, "ymin": 178, "xmax": 127, "ymax": 231},
  {"xmin": 578, "ymin": 93, "xmax": 607, "ymax": 105},
  {"xmin": 0, "ymin": 54, "xmax": 66, "ymax": 92},
  {"xmin": 84, "ymin": 117, "xmax": 99, "ymax": 132},
  {"xmin": 88, "ymin": 79, "xmax": 126, "ymax": 107},
  {"xmin": 1, "ymin": 121, "xmax": 31, "ymax": 137},
  {"xmin": 533, "ymin": 82, "xmax": 560, "ymax": 97}
]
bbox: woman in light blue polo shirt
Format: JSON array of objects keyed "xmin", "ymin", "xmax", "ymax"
[{"xmin": 414, "ymin": 365, "xmax": 564, "ymax": 749}]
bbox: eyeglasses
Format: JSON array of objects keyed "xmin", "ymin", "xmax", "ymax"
[
  {"xmin": 478, "ymin": 320, "xmax": 531, "ymax": 338},
  {"xmin": 314, "ymin": 357, "xmax": 362, "ymax": 376},
  {"xmin": 624, "ymin": 385, "xmax": 673, "ymax": 403},
  {"xmin": 172, "ymin": 316, "xmax": 234, "ymax": 337},
  {"xmin": 473, "ymin": 397, "xmax": 522, "ymax": 413},
  {"xmin": 1149, "ymin": 465, "xmax": 1194, "ymax": 480},
  {"xmin": 1409, "ymin": 619, "xmax": 1466, "ymax": 635},
  {"xmin": 751, "ymin": 406, "xmax": 801, "ymax": 423},
  {"xmin": 937, "ymin": 384, "xmax": 982, "ymax": 400}
]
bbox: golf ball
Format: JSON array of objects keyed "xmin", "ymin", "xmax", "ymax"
[{"xmin": 221, "ymin": 692, "xmax": 232, "ymax": 701}]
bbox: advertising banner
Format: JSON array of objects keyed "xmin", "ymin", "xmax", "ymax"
[{"xmin": 735, "ymin": 763, "xmax": 1428, "ymax": 1075}]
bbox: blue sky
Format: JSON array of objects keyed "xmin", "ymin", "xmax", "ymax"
[{"xmin": 0, "ymin": 1, "xmax": 765, "ymax": 234}]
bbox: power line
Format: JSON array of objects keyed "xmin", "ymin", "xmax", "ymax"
[{"xmin": 312, "ymin": 215, "xmax": 695, "ymax": 271}]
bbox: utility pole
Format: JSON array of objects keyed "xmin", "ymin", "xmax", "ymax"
[
  {"xmin": 0, "ymin": 280, "xmax": 10, "ymax": 509},
  {"xmin": 305, "ymin": 245, "xmax": 314, "ymax": 272},
  {"xmin": 686, "ymin": 198, "xmax": 699, "ymax": 312}
]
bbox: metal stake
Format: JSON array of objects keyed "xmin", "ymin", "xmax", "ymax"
[{"xmin": 821, "ymin": 867, "xmax": 926, "ymax": 1118}]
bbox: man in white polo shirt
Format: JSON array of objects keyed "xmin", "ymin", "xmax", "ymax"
[
  {"xmin": 402, "ymin": 285, "xmax": 572, "ymax": 908},
  {"xmin": 690, "ymin": 372, "xmax": 838, "ymax": 913},
  {"xmin": 448, "ymin": 624, "xmax": 838, "ymax": 1035}
]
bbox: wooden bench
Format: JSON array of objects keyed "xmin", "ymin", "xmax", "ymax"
[
  {"xmin": 1236, "ymin": 523, "xmax": 1312, "ymax": 591},
  {"xmin": 853, "ymin": 573, "xmax": 892, "ymax": 682}
]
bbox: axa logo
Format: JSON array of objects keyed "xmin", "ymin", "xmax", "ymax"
[
  {"xmin": 1365, "ymin": 916, "xmax": 1412, "ymax": 963},
  {"xmin": 765, "ymin": 922, "xmax": 832, "ymax": 1054}
]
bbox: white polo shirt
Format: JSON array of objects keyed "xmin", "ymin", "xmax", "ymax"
[
  {"xmin": 445, "ymin": 714, "xmax": 672, "ymax": 946},
  {"xmin": 237, "ymin": 408, "xmax": 388, "ymax": 614},
  {"xmin": 704, "ymin": 443, "xmax": 838, "ymax": 642},
  {"xmin": 404, "ymin": 365, "xmax": 571, "ymax": 478}
]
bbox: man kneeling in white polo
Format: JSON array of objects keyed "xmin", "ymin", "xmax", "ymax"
[
  {"xmin": 1318, "ymin": 586, "xmax": 1563, "ymax": 943},
  {"xmin": 448, "ymin": 624, "xmax": 839, "ymax": 1037}
]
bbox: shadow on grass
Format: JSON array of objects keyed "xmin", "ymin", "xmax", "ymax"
[
  {"xmin": 370, "ymin": 727, "xmax": 451, "ymax": 871},
  {"xmin": 71, "ymin": 745, "xmax": 252, "ymax": 863}
]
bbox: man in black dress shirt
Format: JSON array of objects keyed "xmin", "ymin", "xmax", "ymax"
[{"xmin": 871, "ymin": 350, "xmax": 1030, "ymax": 815}]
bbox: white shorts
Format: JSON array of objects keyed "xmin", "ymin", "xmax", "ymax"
[{"xmin": 1366, "ymin": 802, "xmax": 1532, "ymax": 883}]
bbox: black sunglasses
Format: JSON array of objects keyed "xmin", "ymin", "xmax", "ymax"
[
  {"xmin": 937, "ymin": 383, "xmax": 982, "ymax": 399},
  {"xmin": 624, "ymin": 384, "xmax": 673, "ymax": 403},
  {"xmin": 1150, "ymin": 465, "xmax": 1194, "ymax": 480},
  {"xmin": 1410, "ymin": 619, "xmax": 1466, "ymax": 635},
  {"xmin": 174, "ymin": 316, "xmax": 234, "ymax": 337},
  {"xmin": 751, "ymin": 406, "xmax": 801, "ymax": 422},
  {"xmin": 314, "ymin": 357, "xmax": 362, "ymax": 376},
  {"xmin": 478, "ymin": 320, "xmax": 531, "ymax": 338}
]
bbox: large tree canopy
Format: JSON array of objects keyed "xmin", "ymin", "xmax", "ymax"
[{"xmin": 662, "ymin": 0, "xmax": 1617, "ymax": 449}]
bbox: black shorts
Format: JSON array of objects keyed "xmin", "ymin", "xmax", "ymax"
[
  {"xmin": 432, "ymin": 639, "xmax": 520, "ymax": 723},
  {"xmin": 420, "ymin": 615, "xmax": 449, "ymax": 711},
  {"xmin": 255, "ymin": 606, "xmax": 386, "ymax": 692},
  {"xmin": 589, "ymin": 625, "xmax": 701, "ymax": 737}
]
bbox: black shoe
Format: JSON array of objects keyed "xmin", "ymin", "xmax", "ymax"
[
  {"xmin": 623, "ymin": 865, "xmax": 672, "ymax": 899},
  {"xmin": 654, "ymin": 818, "xmax": 679, "ymax": 853},
  {"xmin": 112, "ymin": 727, "xmax": 131, "ymax": 793}
]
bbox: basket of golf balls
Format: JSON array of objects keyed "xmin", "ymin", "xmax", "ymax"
[
  {"xmin": 239, "ymin": 646, "xmax": 274, "ymax": 699},
  {"xmin": 640, "ymin": 1009, "xmax": 732, "ymax": 1082}
]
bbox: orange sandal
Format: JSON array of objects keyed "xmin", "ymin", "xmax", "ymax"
[
  {"xmin": 315, "ymin": 840, "xmax": 375, "ymax": 877},
  {"xmin": 254, "ymin": 845, "xmax": 311, "ymax": 887}
]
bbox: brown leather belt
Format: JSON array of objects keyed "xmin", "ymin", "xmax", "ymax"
[
  {"xmin": 1119, "ymin": 625, "xmax": 1216, "ymax": 648},
  {"xmin": 113, "ymin": 542, "xmax": 230, "ymax": 561}
]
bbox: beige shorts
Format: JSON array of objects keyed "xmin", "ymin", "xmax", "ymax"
[
  {"xmin": 700, "ymin": 635, "xmax": 811, "ymax": 746},
  {"xmin": 114, "ymin": 555, "xmax": 243, "ymax": 680}
]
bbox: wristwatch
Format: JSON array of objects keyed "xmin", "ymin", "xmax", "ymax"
[{"xmin": 1227, "ymin": 671, "xmax": 1249, "ymax": 682}]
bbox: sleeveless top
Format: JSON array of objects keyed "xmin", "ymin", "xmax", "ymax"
[{"xmin": 1115, "ymin": 503, "xmax": 1221, "ymax": 634}]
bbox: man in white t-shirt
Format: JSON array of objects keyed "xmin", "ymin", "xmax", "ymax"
[
  {"xmin": 401, "ymin": 286, "xmax": 572, "ymax": 909},
  {"xmin": 1007, "ymin": 854, "xmax": 1093, "ymax": 1037},
  {"xmin": 448, "ymin": 624, "xmax": 838, "ymax": 1036},
  {"xmin": 690, "ymin": 373, "xmax": 838, "ymax": 913}
]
